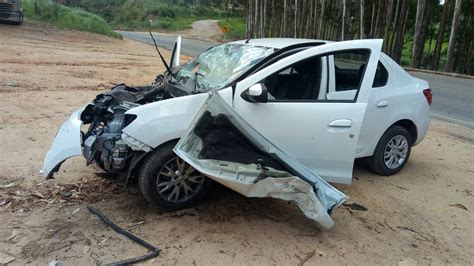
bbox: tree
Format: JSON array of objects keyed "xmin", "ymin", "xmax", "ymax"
[
  {"xmin": 318, "ymin": 0, "xmax": 325, "ymax": 37},
  {"xmin": 342, "ymin": 0, "xmax": 346, "ymax": 40},
  {"xmin": 360, "ymin": 0, "xmax": 365, "ymax": 39},
  {"xmin": 445, "ymin": 0, "xmax": 462, "ymax": 72},
  {"xmin": 412, "ymin": 0, "xmax": 427, "ymax": 68},
  {"xmin": 431, "ymin": 0, "xmax": 450, "ymax": 70},
  {"xmin": 392, "ymin": 0, "xmax": 409, "ymax": 63}
]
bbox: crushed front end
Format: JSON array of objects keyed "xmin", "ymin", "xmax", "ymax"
[{"xmin": 42, "ymin": 77, "xmax": 170, "ymax": 183}]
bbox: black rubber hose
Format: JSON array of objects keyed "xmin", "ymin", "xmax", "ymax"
[{"xmin": 87, "ymin": 206, "xmax": 160, "ymax": 265}]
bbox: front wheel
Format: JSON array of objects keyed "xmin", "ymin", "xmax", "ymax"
[
  {"xmin": 138, "ymin": 141, "xmax": 212, "ymax": 210},
  {"xmin": 369, "ymin": 126, "xmax": 412, "ymax": 176}
]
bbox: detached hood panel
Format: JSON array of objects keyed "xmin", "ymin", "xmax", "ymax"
[{"xmin": 174, "ymin": 92, "xmax": 347, "ymax": 229}]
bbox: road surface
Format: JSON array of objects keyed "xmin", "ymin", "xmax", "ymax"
[
  {"xmin": 119, "ymin": 31, "xmax": 474, "ymax": 128},
  {"xmin": 118, "ymin": 31, "xmax": 215, "ymax": 57}
]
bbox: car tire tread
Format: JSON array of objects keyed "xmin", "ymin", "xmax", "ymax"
[{"xmin": 137, "ymin": 140, "xmax": 211, "ymax": 210}]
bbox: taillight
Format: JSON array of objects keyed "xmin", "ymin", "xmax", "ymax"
[{"xmin": 423, "ymin": 88, "xmax": 432, "ymax": 105}]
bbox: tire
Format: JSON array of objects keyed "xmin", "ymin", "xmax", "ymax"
[
  {"xmin": 138, "ymin": 140, "xmax": 212, "ymax": 210},
  {"xmin": 13, "ymin": 12, "xmax": 23, "ymax": 25},
  {"xmin": 369, "ymin": 126, "xmax": 412, "ymax": 176}
]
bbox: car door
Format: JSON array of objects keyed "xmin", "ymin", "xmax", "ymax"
[
  {"xmin": 170, "ymin": 36, "xmax": 182, "ymax": 67},
  {"xmin": 230, "ymin": 39, "xmax": 383, "ymax": 184}
]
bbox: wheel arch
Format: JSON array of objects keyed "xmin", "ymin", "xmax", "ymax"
[
  {"xmin": 392, "ymin": 119, "xmax": 418, "ymax": 145},
  {"xmin": 127, "ymin": 138, "xmax": 181, "ymax": 184}
]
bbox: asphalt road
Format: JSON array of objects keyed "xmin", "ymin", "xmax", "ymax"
[
  {"xmin": 119, "ymin": 31, "xmax": 473, "ymax": 128},
  {"xmin": 118, "ymin": 31, "xmax": 216, "ymax": 57}
]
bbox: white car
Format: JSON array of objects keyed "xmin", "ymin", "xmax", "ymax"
[{"xmin": 42, "ymin": 38, "xmax": 431, "ymax": 228}]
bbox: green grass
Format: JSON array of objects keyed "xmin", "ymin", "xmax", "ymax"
[
  {"xmin": 23, "ymin": 0, "xmax": 120, "ymax": 38},
  {"xmin": 73, "ymin": 0, "xmax": 243, "ymax": 32},
  {"xmin": 218, "ymin": 18, "xmax": 246, "ymax": 40}
]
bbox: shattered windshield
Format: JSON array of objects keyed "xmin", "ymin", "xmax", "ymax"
[{"xmin": 174, "ymin": 43, "xmax": 275, "ymax": 92}]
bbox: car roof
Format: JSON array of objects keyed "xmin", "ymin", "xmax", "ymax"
[{"xmin": 230, "ymin": 38, "xmax": 330, "ymax": 49}]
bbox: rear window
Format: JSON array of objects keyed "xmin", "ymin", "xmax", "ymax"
[{"xmin": 373, "ymin": 61, "xmax": 388, "ymax": 87}]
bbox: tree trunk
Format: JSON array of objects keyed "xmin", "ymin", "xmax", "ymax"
[
  {"xmin": 247, "ymin": 0, "xmax": 252, "ymax": 38},
  {"xmin": 393, "ymin": 0, "xmax": 409, "ymax": 63},
  {"xmin": 342, "ymin": 0, "xmax": 346, "ymax": 40},
  {"xmin": 374, "ymin": 0, "xmax": 384, "ymax": 37},
  {"xmin": 360, "ymin": 0, "xmax": 365, "ymax": 39},
  {"xmin": 283, "ymin": 0, "xmax": 287, "ymax": 37},
  {"xmin": 431, "ymin": 0, "xmax": 450, "ymax": 70},
  {"xmin": 294, "ymin": 0, "xmax": 298, "ymax": 38},
  {"xmin": 445, "ymin": 0, "xmax": 462, "ymax": 72},
  {"xmin": 389, "ymin": 0, "xmax": 401, "ymax": 55},
  {"xmin": 383, "ymin": 0, "xmax": 394, "ymax": 51},
  {"xmin": 465, "ymin": 39, "xmax": 473, "ymax": 75},
  {"xmin": 411, "ymin": 0, "xmax": 426, "ymax": 68},
  {"xmin": 318, "ymin": 0, "xmax": 325, "ymax": 37},
  {"xmin": 370, "ymin": 1, "xmax": 377, "ymax": 37}
]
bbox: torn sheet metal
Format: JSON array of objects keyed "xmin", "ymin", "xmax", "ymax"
[
  {"xmin": 174, "ymin": 92, "xmax": 347, "ymax": 229},
  {"xmin": 42, "ymin": 107, "xmax": 85, "ymax": 179}
]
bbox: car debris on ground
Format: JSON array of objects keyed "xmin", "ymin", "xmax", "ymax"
[{"xmin": 87, "ymin": 206, "xmax": 160, "ymax": 265}]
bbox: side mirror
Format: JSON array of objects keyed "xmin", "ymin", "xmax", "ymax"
[{"xmin": 241, "ymin": 83, "xmax": 268, "ymax": 103}]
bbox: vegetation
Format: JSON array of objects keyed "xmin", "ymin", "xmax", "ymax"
[
  {"xmin": 35, "ymin": 0, "xmax": 471, "ymax": 74},
  {"xmin": 218, "ymin": 18, "xmax": 246, "ymax": 40},
  {"xmin": 244, "ymin": 0, "xmax": 473, "ymax": 74},
  {"xmin": 57, "ymin": 0, "xmax": 244, "ymax": 31},
  {"xmin": 23, "ymin": 0, "xmax": 120, "ymax": 38}
]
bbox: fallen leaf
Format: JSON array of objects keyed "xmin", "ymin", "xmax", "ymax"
[
  {"xmin": 449, "ymin": 203, "xmax": 468, "ymax": 211},
  {"xmin": 0, "ymin": 182, "xmax": 16, "ymax": 189},
  {"xmin": 7, "ymin": 230, "xmax": 17, "ymax": 241},
  {"xmin": 31, "ymin": 191, "xmax": 45, "ymax": 199},
  {"xmin": 99, "ymin": 237, "xmax": 108, "ymax": 246},
  {"xmin": 343, "ymin": 202, "xmax": 368, "ymax": 211},
  {"xmin": 71, "ymin": 208, "xmax": 81, "ymax": 215},
  {"xmin": 315, "ymin": 248, "xmax": 327, "ymax": 257}
]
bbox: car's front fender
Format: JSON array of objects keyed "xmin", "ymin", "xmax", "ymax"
[
  {"xmin": 42, "ymin": 107, "xmax": 85, "ymax": 178},
  {"xmin": 121, "ymin": 93, "xmax": 209, "ymax": 149}
]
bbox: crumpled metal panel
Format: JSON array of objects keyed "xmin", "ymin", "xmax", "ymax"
[
  {"xmin": 42, "ymin": 107, "xmax": 85, "ymax": 179},
  {"xmin": 174, "ymin": 92, "xmax": 347, "ymax": 229}
]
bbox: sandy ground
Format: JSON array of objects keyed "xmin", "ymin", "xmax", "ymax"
[
  {"xmin": 178, "ymin": 20, "xmax": 223, "ymax": 42},
  {"xmin": 0, "ymin": 22, "xmax": 473, "ymax": 265}
]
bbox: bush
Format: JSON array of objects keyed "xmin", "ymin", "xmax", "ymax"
[
  {"xmin": 218, "ymin": 18, "xmax": 246, "ymax": 40},
  {"xmin": 23, "ymin": 0, "xmax": 120, "ymax": 38}
]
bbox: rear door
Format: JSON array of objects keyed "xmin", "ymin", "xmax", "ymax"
[{"xmin": 231, "ymin": 40, "xmax": 383, "ymax": 184}]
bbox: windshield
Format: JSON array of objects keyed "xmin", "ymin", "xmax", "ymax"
[{"xmin": 174, "ymin": 43, "xmax": 275, "ymax": 92}]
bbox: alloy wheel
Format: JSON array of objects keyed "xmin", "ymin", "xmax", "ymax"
[
  {"xmin": 383, "ymin": 135, "xmax": 409, "ymax": 170},
  {"xmin": 156, "ymin": 157, "xmax": 205, "ymax": 203}
]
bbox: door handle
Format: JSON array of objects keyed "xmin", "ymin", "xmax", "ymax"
[
  {"xmin": 328, "ymin": 119, "xmax": 352, "ymax": 128},
  {"xmin": 377, "ymin": 100, "xmax": 389, "ymax": 108}
]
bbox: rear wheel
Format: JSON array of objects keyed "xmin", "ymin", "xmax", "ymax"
[
  {"xmin": 369, "ymin": 126, "xmax": 412, "ymax": 176},
  {"xmin": 138, "ymin": 141, "xmax": 211, "ymax": 210}
]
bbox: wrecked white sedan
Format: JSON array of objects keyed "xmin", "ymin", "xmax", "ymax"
[{"xmin": 42, "ymin": 38, "xmax": 431, "ymax": 228}]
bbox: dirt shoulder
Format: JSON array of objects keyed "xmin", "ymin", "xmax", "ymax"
[{"xmin": 0, "ymin": 22, "xmax": 473, "ymax": 265}]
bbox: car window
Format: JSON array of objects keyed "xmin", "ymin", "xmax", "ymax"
[
  {"xmin": 333, "ymin": 51, "xmax": 368, "ymax": 92},
  {"xmin": 372, "ymin": 61, "xmax": 389, "ymax": 87},
  {"xmin": 259, "ymin": 49, "xmax": 370, "ymax": 102},
  {"xmin": 262, "ymin": 57, "xmax": 324, "ymax": 101}
]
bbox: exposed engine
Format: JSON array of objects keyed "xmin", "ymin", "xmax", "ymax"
[{"xmin": 80, "ymin": 76, "xmax": 169, "ymax": 174}]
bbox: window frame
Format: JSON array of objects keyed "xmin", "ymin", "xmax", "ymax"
[{"xmin": 261, "ymin": 48, "xmax": 371, "ymax": 104}]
